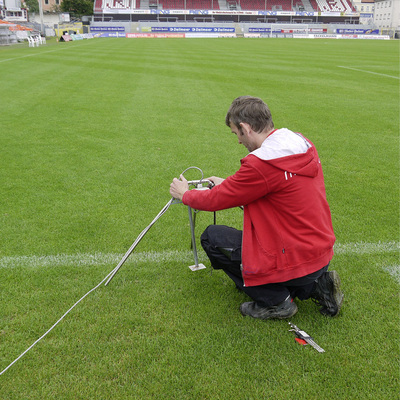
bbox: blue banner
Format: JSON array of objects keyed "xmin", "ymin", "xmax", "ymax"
[
  {"xmin": 90, "ymin": 26, "xmax": 125, "ymax": 32},
  {"xmin": 152, "ymin": 27, "xmax": 235, "ymax": 33},
  {"xmin": 337, "ymin": 28, "xmax": 379, "ymax": 34},
  {"xmin": 249, "ymin": 28, "xmax": 283, "ymax": 33}
]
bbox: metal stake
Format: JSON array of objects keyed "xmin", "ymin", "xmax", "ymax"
[{"xmin": 187, "ymin": 206, "xmax": 206, "ymax": 271}]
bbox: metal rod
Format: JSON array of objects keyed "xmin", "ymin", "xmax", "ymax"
[{"xmin": 188, "ymin": 206, "xmax": 200, "ymax": 267}]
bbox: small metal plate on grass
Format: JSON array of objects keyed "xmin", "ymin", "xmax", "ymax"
[{"xmin": 189, "ymin": 263, "xmax": 206, "ymax": 271}]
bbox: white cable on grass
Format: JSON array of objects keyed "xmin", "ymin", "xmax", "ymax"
[
  {"xmin": 0, "ymin": 198, "xmax": 174, "ymax": 376},
  {"xmin": 1, "ymin": 167, "xmax": 203, "ymax": 376},
  {"xmin": 105, "ymin": 198, "xmax": 173, "ymax": 285},
  {"xmin": 0, "ymin": 271, "xmax": 111, "ymax": 376}
]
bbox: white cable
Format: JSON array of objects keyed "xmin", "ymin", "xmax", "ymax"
[
  {"xmin": 1, "ymin": 167, "xmax": 205, "ymax": 376},
  {"xmin": 0, "ymin": 272, "xmax": 111, "ymax": 376},
  {"xmin": 105, "ymin": 198, "xmax": 173, "ymax": 285},
  {"xmin": 0, "ymin": 198, "xmax": 174, "ymax": 376}
]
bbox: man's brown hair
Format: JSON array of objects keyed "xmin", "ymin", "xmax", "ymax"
[{"xmin": 225, "ymin": 96, "xmax": 274, "ymax": 134}]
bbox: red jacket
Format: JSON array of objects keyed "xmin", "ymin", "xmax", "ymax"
[{"xmin": 182, "ymin": 129, "xmax": 335, "ymax": 287}]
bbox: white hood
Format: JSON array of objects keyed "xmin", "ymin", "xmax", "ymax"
[{"xmin": 251, "ymin": 128, "xmax": 312, "ymax": 161}]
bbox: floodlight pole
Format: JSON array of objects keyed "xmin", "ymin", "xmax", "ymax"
[{"xmin": 38, "ymin": 0, "xmax": 44, "ymax": 35}]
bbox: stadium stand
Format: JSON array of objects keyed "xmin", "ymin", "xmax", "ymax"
[
  {"xmin": 91, "ymin": 0, "xmax": 364, "ymax": 26},
  {"xmin": 92, "ymin": 0, "xmax": 357, "ymax": 12},
  {"xmin": 158, "ymin": 0, "xmax": 299, "ymax": 10},
  {"xmin": 228, "ymin": 0, "xmax": 356, "ymax": 12},
  {"xmin": 0, "ymin": 20, "xmax": 32, "ymax": 31},
  {"xmin": 151, "ymin": 0, "xmax": 219, "ymax": 8}
]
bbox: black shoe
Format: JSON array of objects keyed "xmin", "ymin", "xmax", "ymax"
[
  {"xmin": 311, "ymin": 270, "xmax": 344, "ymax": 316},
  {"xmin": 240, "ymin": 296, "xmax": 298, "ymax": 320}
]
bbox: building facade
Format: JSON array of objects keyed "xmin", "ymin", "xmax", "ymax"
[
  {"xmin": 1, "ymin": 0, "xmax": 27, "ymax": 21},
  {"xmin": 373, "ymin": 0, "xmax": 399, "ymax": 30},
  {"xmin": 353, "ymin": 0, "xmax": 375, "ymax": 24},
  {"xmin": 40, "ymin": 0, "xmax": 61, "ymax": 13}
]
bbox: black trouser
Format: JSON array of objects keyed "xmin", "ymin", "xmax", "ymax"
[{"xmin": 200, "ymin": 225, "xmax": 328, "ymax": 307}]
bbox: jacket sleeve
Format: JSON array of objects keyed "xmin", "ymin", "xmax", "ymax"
[{"xmin": 182, "ymin": 157, "xmax": 270, "ymax": 211}]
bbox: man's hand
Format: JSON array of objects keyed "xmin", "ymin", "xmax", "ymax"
[
  {"xmin": 206, "ymin": 176, "xmax": 225, "ymax": 186},
  {"xmin": 169, "ymin": 174, "xmax": 189, "ymax": 200}
]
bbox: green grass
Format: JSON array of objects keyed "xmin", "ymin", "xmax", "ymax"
[{"xmin": 0, "ymin": 37, "xmax": 399, "ymax": 399}]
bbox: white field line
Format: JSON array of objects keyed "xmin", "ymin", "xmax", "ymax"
[
  {"xmin": 0, "ymin": 249, "xmax": 196, "ymax": 269},
  {"xmin": 0, "ymin": 41, "xmax": 94, "ymax": 64},
  {"xmin": 0, "ymin": 241, "xmax": 398, "ymax": 376},
  {"xmin": 0, "ymin": 49, "xmax": 64, "ymax": 64},
  {"xmin": 338, "ymin": 65, "xmax": 399, "ymax": 80},
  {"xmin": 333, "ymin": 241, "xmax": 399, "ymax": 255},
  {"xmin": 0, "ymin": 242, "xmax": 398, "ymax": 283},
  {"xmin": 382, "ymin": 265, "xmax": 400, "ymax": 283},
  {"xmin": 334, "ymin": 241, "xmax": 400, "ymax": 283},
  {"xmin": 0, "ymin": 242, "xmax": 398, "ymax": 269}
]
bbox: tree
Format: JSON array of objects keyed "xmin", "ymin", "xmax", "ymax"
[
  {"xmin": 24, "ymin": 0, "xmax": 40, "ymax": 13},
  {"xmin": 61, "ymin": 0, "xmax": 94, "ymax": 17}
]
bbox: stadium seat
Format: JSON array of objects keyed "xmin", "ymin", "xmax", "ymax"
[
  {"xmin": 94, "ymin": 0, "xmax": 104, "ymax": 12},
  {"xmin": 308, "ymin": 0, "xmax": 319, "ymax": 11},
  {"xmin": 315, "ymin": 0, "xmax": 354, "ymax": 12},
  {"xmin": 239, "ymin": 0, "xmax": 293, "ymax": 11},
  {"xmin": 186, "ymin": 0, "xmax": 220, "ymax": 9},
  {"xmin": 239, "ymin": 0, "xmax": 267, "ymax": 10}
]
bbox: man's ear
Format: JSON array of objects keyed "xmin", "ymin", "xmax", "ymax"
[{"xmin": 239, "ymin": 122, "xmax": 252, "ymax": 136}]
